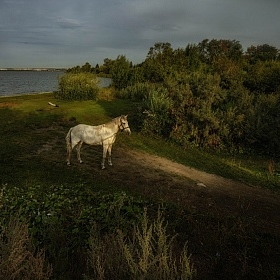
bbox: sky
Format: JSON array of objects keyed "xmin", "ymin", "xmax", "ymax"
[{"xmin": 0, "ymin": 0, "xmax": 279, "ymax": 68}]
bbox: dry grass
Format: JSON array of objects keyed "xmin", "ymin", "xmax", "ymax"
[
  {"xmin": 0, "ymin": 216, "xmax": 52, "ymax": 280},
  {"xmin": 267, "ymin": 159, "xmax": 275, "ymax": 175},
  {"xmin": 86, "ymin": 208, "xmax": 195, "ymax": 280},
  {"xmin": 98, "ymin": 87, "xmax": 115, "ymax": 101}
]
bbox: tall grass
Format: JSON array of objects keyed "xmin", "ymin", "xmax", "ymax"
[
  {"xmin": 116, "ymin": 82, "xmax": 156, "ymax": 100},
  {"xmin": 0, "ymin": 216, "xmax": 52, "ymax": 280},
  {"xmin": 143, "ymin": 89, "xmax": 173, "ymax": 114},
  {"xmin": 55, "ymin": 73, "xmax": 99, "ymax": 100},
  {"xmin": 86, "ymin": 208, "xmax": 195, "ymax": 280}
]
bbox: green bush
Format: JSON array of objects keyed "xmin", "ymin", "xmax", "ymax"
[
  {"xmin": 140, "ymin": 89, "xmax": 174, "ymax": 137},
  {"xmin": 55, "ymin": 73, "xmax": 99, "ymax": 100},
  {"xmin": 116, "ymin": 82, "xmax": 156, "ymax": 100}
]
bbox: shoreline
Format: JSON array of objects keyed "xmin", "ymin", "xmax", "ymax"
[
  {"xmin": 0, "ymin": 91, "xmax": 54, "ymax": 98},
  {"xmin": 0, "ymin": 68, "xmax": 66, "ymax": 72}
]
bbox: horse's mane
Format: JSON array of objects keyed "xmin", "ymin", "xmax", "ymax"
[{"xmin": 104, "ymin": 115, "xmax": 122, "ymax": 126}]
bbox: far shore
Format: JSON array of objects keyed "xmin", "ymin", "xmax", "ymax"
[
  {"xmin": 0, "ymin": 68, "xmax": 66, "ymax": 71},
  {"xmin": 0, "ymin": 91, "xmax": 54, "ymax": 98}
]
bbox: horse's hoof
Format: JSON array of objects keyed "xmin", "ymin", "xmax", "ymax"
[
  {"xmin": 79, "ymin": 161, "xmax": 83, "ymax": 164},
  {"xmin": 101, "ymin": 166, "xmax": 106, "ymax": 170},
  {"xmin": 67, "ymin": 162, "xmax": 71, "ymax": 166}
]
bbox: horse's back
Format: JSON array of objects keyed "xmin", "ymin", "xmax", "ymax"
[{"xmin": 71, "ymin": 124, "xmax": 103, "ymax": 145}]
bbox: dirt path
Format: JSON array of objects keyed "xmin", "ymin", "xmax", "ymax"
[
  {"xmin": 34, "ymin": 127, "xmax": 280, "ymax": 278},
  {"xmin": 40, "ymin": 134, "xmax": 280, "ymax": 233},
  {"xmin": 101, "ymin": 147, "xmax": 280, "ymax": 233}
]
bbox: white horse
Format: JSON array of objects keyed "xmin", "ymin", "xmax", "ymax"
[{"xmin": 65, "ymin": 115, "xmax": 131, "ymax": 169}]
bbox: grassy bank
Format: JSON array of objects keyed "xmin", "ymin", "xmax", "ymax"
[
  {"xmin": 1, "ymin": 92, "xmax": 279, "ymax": 189},
  {"xmin": 0, "ymin": 92, "xmax": 279, "ymax": 280}
]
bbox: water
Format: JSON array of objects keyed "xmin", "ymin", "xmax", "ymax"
[{"xmin": 0, "ymin": 71, "xmax": 111, "ymax": 97}]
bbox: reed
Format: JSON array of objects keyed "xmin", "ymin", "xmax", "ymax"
[{"xmin": 55, "ymin": 73, "xmax": 99, "ymax": 100}]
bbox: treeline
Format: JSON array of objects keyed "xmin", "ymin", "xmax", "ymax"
[{"xmin": 67, "ymin": 39, "xmax": 280, "ymax": 158}]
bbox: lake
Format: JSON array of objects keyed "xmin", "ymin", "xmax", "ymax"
[{"xmin": 0, "ymin": 71, "xmax": 111, "ymax": 97}]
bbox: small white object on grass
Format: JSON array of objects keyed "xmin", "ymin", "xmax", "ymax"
[
  {"xmin": 196, "ymin": 182, "xmax": 207, "ymax": 188},
  {"xmin": 48, "ymin": 102, "xmax": 59, "ymax": 107}
]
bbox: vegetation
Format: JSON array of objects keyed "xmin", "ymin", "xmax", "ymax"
[
  {"xmin": 0, "ymin": 216, "xmax": 52, "ymax": 280},
  {"xmin": 1, "ymin": 38, "xmax": 280, "ymax": 279},
  {"xmin": 68, "ymin": 39, "xmax": 280, "ymax": 160},
  {"xmin": 55, "ymin": 73, "xmax": 100, "ymax": 100},
  {"xmin": 86, "ymin": 208, "xmax": 195, "ymax": 280},
  {"xmin": 0, "ymin": 91, "xmax": 279, "ymax": 279}
]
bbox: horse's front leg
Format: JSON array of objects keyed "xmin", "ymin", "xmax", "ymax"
[
  {"xmin": 101, "ymin": 144, "xmax": 108, "ymax": 169},
  {"xmin": 76, "ymin": 141, "xmax": 83, "ymax": 164},
  {"xmin": 108, "ymin": 144, "xmax": 113, "ymax": 166}
]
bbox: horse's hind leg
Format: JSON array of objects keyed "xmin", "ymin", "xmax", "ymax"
[
  {"xmin": 101, "ymin": 145, "xmax": 108, "ymax": 169},
  {"xmin": 76, "ymin": 141, "xmax": 83, "ymax": 163},
  {"xmin": 66, "ymin": 146, "xmax": 72, "ymax": 166},
  {"xmin": 108, "ymin": 144, "xmax": 113, "ymax": 166},
  {"xmin": 66, "ymin": 140, "xmax": 73, "ymax": 166}
]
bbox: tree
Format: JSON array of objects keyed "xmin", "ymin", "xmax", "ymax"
[
  {"xmin": 81, "ymin": 62, "xmax": 91, "ymax": 72},
  {"xmin": 100, "ymin": 58, "xmax": 115, "ymax": 75},
  {"xmin": 198, "ymin": 39, "xmax": 243, "ymax": 63},
  {"xmin": 246, "ymin": 94, "xmax": 280, "ymax": 157},
  {"xmin": 184, "ymin": 44, "xmax": 203, "ymax": 72},
  {"xmin": 244, "ymin": 61, "xmax": 280, "ymax": 93},
  {"xmin": 245, "ymin": 44, "xmax": 279, "ymax": 63},
  {"xmin": 66, "ymin": 65, "xmax": 81, "ymax": 73},
  {"xmin": 146, "ymin": 42, "xmax": 173, "ymax": 62},
  {"xmin": 111, "ymin": 55, "xmax": 131, "ymax": 90},
  {"xmin": 143, "ymin": 42, "xmax": 174, "ymax": 82}
]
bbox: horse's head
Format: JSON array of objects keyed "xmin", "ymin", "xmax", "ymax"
[{"xmin": 119, "ymin": 115, "xmax": 131, "ymax": 135}]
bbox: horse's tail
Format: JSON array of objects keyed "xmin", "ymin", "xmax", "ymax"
[{"xmin": 66, "ymin": 128, "xmax": 73, "ymax": 157}]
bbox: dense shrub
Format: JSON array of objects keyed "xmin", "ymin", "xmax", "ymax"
[
  {"xmin": 116, "ymin": 82, "xmax": 156, "ymax": 100},
  {"xmin": 55, "ymin": 73, "xmax": 99, "ymax": 100},
  {"xmin": 64, "ymin": 39, "xmax": 280, "ymax": 157},
  {"xmin": 111, "ymin": 41, "xmax": 280, "ymax": 158},
  {"xmin": 141, "ymin": 89, "xmax": 174, "ymax": 137}
]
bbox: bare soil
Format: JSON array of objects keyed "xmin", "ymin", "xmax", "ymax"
[
  {"xmin": 69, "ymin": 144, "xmax": 280, "ymax": 234},
  {"xmin": 37, "ymin": 130, "xmax": 280, "ymax": 278}
]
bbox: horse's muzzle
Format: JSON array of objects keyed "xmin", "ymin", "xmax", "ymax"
[{"xmin": 122, "ymin": 127, "xmax": 131, "ymax": 135}]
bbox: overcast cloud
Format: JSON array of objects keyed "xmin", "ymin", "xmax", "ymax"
[{"xmin": 0, "ymin": 0, "xmax": 279, "ymax": 68}]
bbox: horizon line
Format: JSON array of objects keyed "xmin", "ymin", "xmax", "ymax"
[{"xmin": 0, "ymin": 67, "xmax": 67, "ymax": 71}]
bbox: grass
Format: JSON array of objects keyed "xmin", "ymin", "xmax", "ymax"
[
  {"xmin": 86, "ymin": 208, "xmax": 195, "ymax": 279},
  {"xmin": 123, "ymin": 132, "xmax": 280, "ymax": 190},
  {"xmin": 0, "ymin": 215, "xmax": 52, "ymax": 280},
  {"xmin": 0, "ymin": 92, "xmax": 280, "ymax": 279},
  {"xmin": 1, "ymin": 92, "xmax": 278, "ymax": 191}
]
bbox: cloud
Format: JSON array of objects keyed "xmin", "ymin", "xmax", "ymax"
[
  {"xmin": 56, "ymin": 17, "xmax": 82, "ymax": 29},
  {"xmin": 0, "ymin": 0, "xmax": 280, "ymax": 67}
]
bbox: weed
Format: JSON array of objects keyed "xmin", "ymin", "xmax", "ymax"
[
  {"xmin": 86, "ymin": 208, "xmax": 195, "ymax": 280},
  {"xmin": 0, "ymin": 215, "xmax": 52, "ymax": 280}
]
